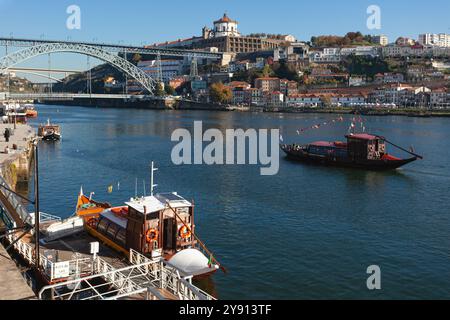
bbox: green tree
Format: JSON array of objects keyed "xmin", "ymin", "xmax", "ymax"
[
  {"xmin": 261, "ymin": 65, "xmax": 274, "ymax": 78},
  {"xmin": 155, "ymin": 83, "xmax": 165, "ymax": 96},
  {"xmin": 321, "ymin": 96, "xmax": 332, "ymax": 108},
  {"xmin": 132, "ymin": 53, "xmax": 142, "ymax": 64},
  {"xmin": 165, "ymin": 84, "xmax": 176, "ymax": 96},
  {"xmin": 209, "ymin": 82, "xmax": 232, "ymax": 104},
  {"xmin": 272, "ymin": 61, "xmax": 300, "ymax": 81}
]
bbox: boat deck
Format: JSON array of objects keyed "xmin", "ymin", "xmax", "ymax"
[{"xmin": 23, "ymin": 231, "xmax": 129, "ymax": 270}]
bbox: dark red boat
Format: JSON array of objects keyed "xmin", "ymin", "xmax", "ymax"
[{"xmin": 281, "ymin": 133, "xmax": 422, "ymax": 170}]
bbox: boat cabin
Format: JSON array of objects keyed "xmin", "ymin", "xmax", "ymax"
[
  {"xmin": 88, "ymin": 193, "xmax": 195, "ymax": 260},
  {"xmin": 346, "ymin": 133, "xmax": 386, "ymax": 160}
]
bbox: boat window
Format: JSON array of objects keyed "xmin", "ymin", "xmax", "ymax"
[
  {"xmin": 97, "ymin": 218, "xmax": 109, "ymax": 234},
  {"xmin": 106, "ymin": 223, "xmax": 119, "ymax": 239},
  {"xmin": 115, "ymin": 229, "xmax": 126, "ymax": 247},
  {"xmin": 145, "ymin": 211, "xmax": 160, "ymax": 220}
]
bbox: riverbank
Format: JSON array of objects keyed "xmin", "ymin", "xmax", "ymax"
[{"xmin": 37, "ymin": 98, "xmax": 450, "ymax": 118}]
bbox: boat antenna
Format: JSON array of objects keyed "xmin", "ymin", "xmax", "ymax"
[
  {"xmin": 143, "ymin": 180, "xmax": 146, "ymax": 197},
  {"xmin": 150, "ymin": 161, "xmax": 158, "ymax": 196},
  {"xmin": 135, "ymin": 178, "xmax": 138, "ymax": 198}
]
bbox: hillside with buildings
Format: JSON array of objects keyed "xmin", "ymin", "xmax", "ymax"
[{"xmin": 48, "ymin": 13, "xmax": 450, "ymax": 110}]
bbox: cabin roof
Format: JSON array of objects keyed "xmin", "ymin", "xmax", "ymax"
[
  {"xmin": 346, "ymin": 133, "xmax": 378, "ymax": 141},
  {"xmin": 125, "ymin": 193, "xmax": 191, "ymax": 214},
  {"xmin": 100, "ymin": 209, "xmax": 128, "ymax": 229},
  {"xmin": 310, "ymin": 141, "xmax": 335, "ymax": 147}
]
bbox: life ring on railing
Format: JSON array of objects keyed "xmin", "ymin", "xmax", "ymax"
[
  {"xmin": 86, "ymin": 217, "xmax": 98, "ymax": 228},
  {"xmin": 146, "ymin": 229, "xmax": 159, "ymax": 243},
  {"xmin": 179, "ymin": 225, "xmax": 192, "ymax": 239}
]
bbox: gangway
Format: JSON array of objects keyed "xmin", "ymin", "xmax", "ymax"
[{"xmin": 37, "ymin": 249, "xmax": 216, "ymax": 300}]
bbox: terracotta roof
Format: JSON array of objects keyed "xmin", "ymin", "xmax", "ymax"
[{"xmin": 214, "ymin": 13, "xmax": 237, "ymax": 24}]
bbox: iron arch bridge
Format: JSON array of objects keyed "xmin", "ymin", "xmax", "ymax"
[{"xmin": 0, "ymin": 42, "xmax": 157, "ymax": 94}]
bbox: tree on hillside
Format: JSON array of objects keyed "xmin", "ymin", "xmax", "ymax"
[
  {"xmin": 209, "ymin": 82, "xmax": 232, "ymax": 104},
  {"xmin": 272, "ymin": 61, "xmax": 300, "ymax": 82},
  {"xmin": 342, "ymin": 56, "xmax": 392, "ymax": 78},
  {"xmin": 165, "ymin": 84, "xmax": 176, "ymax": 96},
  {"xmin": 321, "ymin": 96, "xmax": 332, "ymax": 107},
  {"xmin": 132, "ymin": 53, "xmax": 142, "ymax": 64},
  {"xmin": 261, "ymin": 64, "xmax": 274, "ymax": 78},
  {"xmin": 155, "ymin": 82, "xmax": 165, "ymax": 96}
]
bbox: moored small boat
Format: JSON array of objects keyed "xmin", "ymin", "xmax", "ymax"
[
  {"xmin": 281, "ymin": 133, "xmax": 422, "ymax": 170},
  {"xmin": 74, "ymin": 164, "xmax": 222, "ymax": 278},
  {"xmin": 38, "ymin": 119, "xmax": 61, "ymax": 141},
  {"xmin": 24, "ymin": 104, "xmax": 38, "ymax": 118}
]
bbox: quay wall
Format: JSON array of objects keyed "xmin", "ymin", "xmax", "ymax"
[
  {"xmin": 0, "ymin": 124, "xmax": 35, "ymax": 193},
  {"xmin": 0, "ymin": 123, "xmax": 36, "ymax": 300}
]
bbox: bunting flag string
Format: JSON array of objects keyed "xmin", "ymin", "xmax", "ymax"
[
  {"xmin": 348, "ymin": 115, "xmax": 367, "ymax": 134},
  {"xmin": 296, "ymin": 116, "xmax": 344, "ymax": 135}
]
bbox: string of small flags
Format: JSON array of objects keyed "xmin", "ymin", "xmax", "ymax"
[
  {"xmin": 348, "ymin": 115, "xmax": 366, "ymax": 133},
  {"xmin": 296, "ymin": 116, "xmax": 345, "ymax": 135}
]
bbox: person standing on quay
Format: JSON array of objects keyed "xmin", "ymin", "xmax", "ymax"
[{"xmin": 4, "ymin": 128, "xmax": 10, "ymax": 143}]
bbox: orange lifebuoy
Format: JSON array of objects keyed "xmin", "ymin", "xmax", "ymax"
[
  {"xmin": 111, "ymin": 206, "xmax": 128, "ymax": 216},
  {"xmin": 179, "ymin": 225, "xmax": 192, "ymax": 239},
  {"xmin": 146, "ymin": 229, "xmax": 159, "ymax": 243}
]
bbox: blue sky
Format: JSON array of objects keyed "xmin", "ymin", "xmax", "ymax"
[{"xmin": 1, "ymin": 0, "xmax": 449, "ymax": 79}]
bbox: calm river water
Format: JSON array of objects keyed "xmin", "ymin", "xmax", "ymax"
[{"xmin": 29, "ymin": 104, "xmax": 450, "ymax": 299}]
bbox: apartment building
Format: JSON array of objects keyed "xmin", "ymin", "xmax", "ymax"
[{"xmin": 255, "ymin": 77, "xmax": 281, "ymax": 93}]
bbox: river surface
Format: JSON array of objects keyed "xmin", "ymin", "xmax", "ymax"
[{"xmin": 28, "ymin": 104, "xmax": 450, "ymax": 299}]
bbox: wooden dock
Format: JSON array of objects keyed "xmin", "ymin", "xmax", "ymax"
[{"xmin": 0, "ymin": 243, "xmax": 36, "ymax": 300}]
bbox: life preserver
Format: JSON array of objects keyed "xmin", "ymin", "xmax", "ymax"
[
  {"xmin": 146, "ymin": 229, "xmax": 159, "ymax": 243},
  {"xmin": 86, "ymin": 217, "xmax": 98, "ymax": 228},
  {"xmin": 111, "ymin": 207, "xmax": 128, "ymax": 216},
  {"xmin": 179, "ymin": 225, "xmax": 192, "ymax": 239}
]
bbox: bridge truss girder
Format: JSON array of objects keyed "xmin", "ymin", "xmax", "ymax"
[{"xmin": 0, "ymin": 42, "xmax": 157, "ymax": 94}]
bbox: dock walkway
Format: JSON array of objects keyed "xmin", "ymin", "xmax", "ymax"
[
  {"xmin": 0, "ymin": 123, "xmax": 35, "ymax": 164},
  {"xmin": 0, "ymin": 243, "xmax": 36, "ymax": 300}
]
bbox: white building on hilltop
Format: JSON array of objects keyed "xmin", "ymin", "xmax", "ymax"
[
  {"xmin": 419, "ymin": 33, "xmax": 450, "ymax": 47},
  {"xmin": 212, "ymin": 13, "xmax": 241, "ymax": 38},
  {"xmin": 373, "ymin": 35, "xmax": 389, "ymax": 46}
]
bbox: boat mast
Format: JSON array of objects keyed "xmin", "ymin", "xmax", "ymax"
[{"xmin": 150, "ymin": 161, "xmax": 158, "ymax": 196}]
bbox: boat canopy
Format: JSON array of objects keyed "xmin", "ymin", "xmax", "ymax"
[
  {"xmin": 345, "ymin": 133, "xmax": 378, "ymax": 141},
  {"xmin": 100, "ymin": 209, "xmax": 127, "ymax": 229},
  {"xmin": 125, "ymin": 192, "xmax": 192, "ymax": 215},
  {"xmin": 169, "ymin": 248, "xmax": 218, "ymax": 277}
]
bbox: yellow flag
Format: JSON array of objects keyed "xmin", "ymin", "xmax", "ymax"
[{"xmin": 107, "ymin": 185, "xmax": 113, "ymax": 193}]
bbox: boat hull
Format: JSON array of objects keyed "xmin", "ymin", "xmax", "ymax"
[
  {"xmin": 41, "ymin": 133, "xmax": 61, "ymax": 141},
  {"xmin": 281, "ymin": 144, "xmax": 417, "ymax": 170}
]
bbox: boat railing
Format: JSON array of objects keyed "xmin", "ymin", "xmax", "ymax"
[
  {"xmin": 38, "ymin": 259, "xmax": 158, "ymax": 300},
  {"xmin": 28, "ymin": 211, "xmax": 62, "ymax": 224},
  {"xmin": 166, "ymin": 202, "xmax": 224, "ymax": 272},
  {"xmin": 129, "ymin": 248, "xmax": 216, "ymax": 300},
  {"xmin": 4, "ymin": 232, "xmax": 92, "ymax": 282},
  {"xmin": 36, "ymin": 251, "xmax": 215, "ymax": 300}
]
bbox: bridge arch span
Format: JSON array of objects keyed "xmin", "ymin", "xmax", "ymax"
[{"xmin": 0, "ymin": 43, "xmax": 156, "ymax": 94}]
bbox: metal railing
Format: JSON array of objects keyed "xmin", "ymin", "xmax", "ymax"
[
  {"xmin": 38, "ymin": 259, "xmax": 157, "ymax": 300},
  {"xmin": 129, "ymin": 249, "xmax": 216, "ymax": 300},
  {"xmin": 38, "ymin": 250, "xmax": 216, "ymax": 300},
  {"xmin": 4, "ymin": 232, "xmax": 92, "ymax": 282},
  {"xmin": 0, "ymin": 175, "xmax": 33, "ymax": 226}
]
